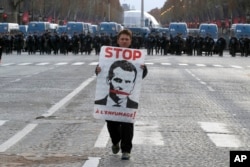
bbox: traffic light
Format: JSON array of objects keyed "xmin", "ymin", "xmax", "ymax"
[{"xmin": 2, "ymin": 13, "xmax": 7, "ymax": 22}]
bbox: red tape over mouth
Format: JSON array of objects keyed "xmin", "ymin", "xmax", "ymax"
[{"xmin": 110, "ymin": 89, "xmax": 130, "ymax": 96}]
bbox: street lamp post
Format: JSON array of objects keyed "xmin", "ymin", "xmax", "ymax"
[
  {"xmin": 141, "ymin": 0, "xmax": 144, "ymax": 27},
  {"xmin": 0, "ymin": 7, "xmax": 4, "ymax": 22}
]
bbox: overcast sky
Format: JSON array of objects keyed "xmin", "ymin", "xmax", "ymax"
[{"xmin": 120, "ymin": 0, "xmax": 166, "ymax": 12}]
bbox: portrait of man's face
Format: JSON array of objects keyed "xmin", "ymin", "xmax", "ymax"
[{"xmin": 110, "ymin": 67, "xmax": 135, "ymax": 99}]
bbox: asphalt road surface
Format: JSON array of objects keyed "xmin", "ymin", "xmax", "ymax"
[{"xmin": 0, "ymin": 51, "xmax": 250, "ymax": 167}]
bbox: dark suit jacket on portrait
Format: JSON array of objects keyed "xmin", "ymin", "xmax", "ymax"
[{"xmin": 95, "ymin": 95, "xmax": 138, "ymax": 109}]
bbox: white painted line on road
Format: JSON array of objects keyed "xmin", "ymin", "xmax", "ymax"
[
  {"xmin": 36, "ymin": 62, "xmax": 50, "ymax": 66},
  {"xmin": 18, "ymin": 63, "xmax": 32, "ymax": 66},
  {"xmin": 213, "ymin": 64, "xmax": 223, "ymax": 67},
  {"xmin": 231, "ymin": 65, "xmax": 242, "ymax": 69},
  {"xmin": 89, "ymin": 62, "xmax": 99, "ymax": 66},
  {"xmin": 207, "ymin": 86, "xmax": 215, "ymax": 92},
  {"xmin": 42, "ymin": 75, "xmax": 96, "ymax": 117},
  {"xmin": 161, "ymin": 63, "xmax": 171, "ymax": 65},
  {"xmin": 198, "ymin": 122, "xmax": 242, "ymax": 148},
  {"xmin": 145, "ymin": 62, "xmax": 154, "ymax": 65},
  {"xmin": 186, "ymin": 69, "xmax": 216, "ymax": 92},
  {"xmin": 10, "ymin": 78, "xmax": 21, "ymax": 82},
  {"xmin": 133, "ymin": 121, "xmax": 164, "ymax": 146},
  {"xmin": 94, "ymin": 123, "xmax": 109, "ymax": 148},
  {"xmin": 0, "ymin": 124, "xmax": 38, "ymax": 152},
  {"xmin": 82, "ymin": 157, "xmax": 101, "ymax": 167},
  {"xmin": 0, "ymin": 63, "xmax": 14, "ymax": 66},
  {"xmin": 55, "ymin": 62, "xmax": 68, "ymax": 65},
  {"xmin": 179, "ymin": 63, "xmax": 188, "ymax": 66},
  {"xmin": 207, "ymin": 134, "xmax": 242, "ymax": 148},
  {"xmin": 72, "ymin": 62, "xmax": 85, "ymax": 65},
  {"xmin": 199, "ymin": 122, "xmax": 231, "ymax": 133},
  {"xmin": 196, "ymin": 64, "xmax": 206, "ymax": 67},
  {"xmin": 199, "ymin": 81, "xmax": 207, "ymax": 85},
  {"xmin": 0, "ymin": 120, "xmax": 8, "ymax": 126}
]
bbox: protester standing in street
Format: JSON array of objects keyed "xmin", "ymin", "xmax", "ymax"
[{"xmin": 95, "ymin": 29, "xmax": 148, "ymax": 160}]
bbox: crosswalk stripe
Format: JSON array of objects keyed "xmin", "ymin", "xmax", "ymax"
[
  {"xmin": 198, "ymin": 122, "xmax": 242, "ymax": 148},
  {"xmin": 133, "ymin": 121, "xmax": 164, "ymax": 146},
  {"xmin": 0, "ymin": 120, "xmax": 7, "ymax": 126}
]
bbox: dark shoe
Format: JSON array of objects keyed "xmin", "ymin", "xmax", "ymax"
[
  {"xmin": 121, "ymin": 152, "xmax": 130, "ymax": 160},
  {"xmin": 111, "ymin": 144, "xmax": 120, "ymax": 154}
]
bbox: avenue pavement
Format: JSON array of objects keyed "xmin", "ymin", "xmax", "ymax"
[{"xmin": 0, "ymin": 51, "xmax": 250, "ymax": 167}]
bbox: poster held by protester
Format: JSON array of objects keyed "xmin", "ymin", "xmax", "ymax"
[{"xmin": 94, "ymin": 46, "xmax": 145, "ymax": 123}]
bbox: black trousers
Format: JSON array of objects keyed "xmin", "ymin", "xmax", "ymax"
[{"xmin": 106, "ymin": 120, "xmax": 134, "ymax": 153}]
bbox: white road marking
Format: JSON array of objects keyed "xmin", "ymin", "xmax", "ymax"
[
  {"xmin": 82, "ymin": 157, "xmax": 101, "ymax": 167},
  {"xmin": 94, "ymin": 123, "xmax": 109, "ymax": 148},
  {"xmin": 0, "ymin": 120, "xmax": 7, "ymax": 126},
  {"xmin": 179, "ymin": 63, "xmax": 188, "ymax": 66},
  {"xmin": 0, "ymin": 63, "xmax": 14, "ymax": 66},
  {"xmin": 199, "ymin": 122, "xmax": 231, "ymax": 133},
  {"xmin": 196, "ymin": 64, "xmax": 206, "ymax": 67},
  {"xmin": 207, "ymin": 86, "xmax": 215, "ymax": 91},
  {"xmin": 89, "ymin": 62, "xmax": 99, "ymax": 65},
  {"xmin": 213, "ymin": 64, "xmax": 223, "ymax": 67},
  {"xmin": 200, "ymin": 81, "xmax": 207, "ymax": 85},
  {"xmin": 10, "ymin": 78, "xmax": 21, "ymax": 82},
  {"xmin": 161, "ymin": 63, "xmax": 171, "ymax": 65},
  {"xmin": 198, "ymin": 122, "xmax": 242, "ymax": 148},
  {"xmin": 42, "ymin": 75, "xmax": 96, "ymax": 117},
  {"xmin": 18, "ymin": 63, "xmax": 32, "ymax": 66},
  {"xmin": 0, "ymin": 76, "xmax": 96, "ymax": 152},
  {"xmin": 55, "ymin": 62, "xmax": 68, "ymax": 65},
  {"xmin": 0, "ymin": 124, "xmax": 38, "ymax": 152},
  {"xmin": 94, "ymin": 121, "xmax": 164, "ymax": 149},
  {"xmin": 186, "ymin": 69, "xmax": 215, "ymax": 92},
  {"xmin": 36, "ymin": 62, "xmax": 50, "ymax": 66},
  {"xmin": 72, "ymin": 62, "xmax": 85, "ymax": 65},
  {"xmin": 207, "ymin": 134, "xmax": 242, "ymax": 148},
  {"xmin": 145, "ymin": 62, "xmax": 154, "ymax": 65},
  {"xmin": 231, "ymin": 65, "xmax": 242, "ymax": 69},
  {"xmin": 133, "ymin": 121, "xmax": 164, "ymax": 146}
]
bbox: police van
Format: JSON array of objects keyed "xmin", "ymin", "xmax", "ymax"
[
  {"xmin": 229, "ymin": 24, "xmax": 250, "ymax": 56},
  {"xmin": 27, "ymin": 21, "xmax": 50, "ymax": 34},
  {"xmin": 169, "ymin": 22, "xmax": 188, "ymax": 39},
  {"xmin": 99, "ymin": 22, "xmax": 118, "ymax": 36},
  {"xmin": 0, "ymin": 23, "xmax": 19, "ymax": 33},
  {"xmin": 232, "ymin": 24, "xmax": 250, "ymax": 39},
  {"xmin": 198, "ymin": 23, "xmax": 218, "ymax": 41},
  {"xmin": 66, "ymin": 21, "xmax": 89, "ymax": 38},
  {"xmin": 56, "ymin": 25, "xmax": 66, "ymax": 35}
]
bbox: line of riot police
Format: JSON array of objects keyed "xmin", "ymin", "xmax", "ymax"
[
  {"xmin": 1, "ymin": 29, "xmax": 249, "ymax": 58},
  {"xmin": 0, "ymin": 31, "xmax": 121, "ymax": 55},
  {"xmin": 144, "ymin": 32, "xmax": 227, "ymax": 57},
  {"xmin": 229, "ymin": 35, "xmax": 250, "ymax": 57}
]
